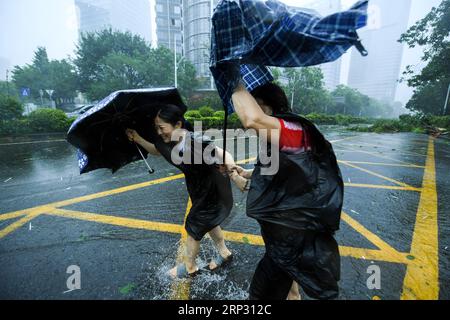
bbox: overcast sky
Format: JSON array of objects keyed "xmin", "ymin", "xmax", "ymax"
[{"xmin": 0, "ymin": 0, "xmax": 443, "ymax": 104}]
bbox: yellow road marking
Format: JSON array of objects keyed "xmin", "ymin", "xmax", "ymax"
[
  {"xmin": 0, "ymin": 174, "xmax": 185, "ymax": 219},
  {"xmin": 345, "ymin": 183, "xmax": 421, "ymax": 192},
  {"xmin": 340, "ymin": 161, "xmax": 424, "ymax": 169},
  {"xmin": 340, "ymin": 161, "xmax": 415, "ymax": 189},
  {"xmin": 401, "ymin": 137, "xmax": 439, "ymax": 300},
  {"xmin": 339, "ymin": 247, "xmax": 408, "ymax": 264},
  {"xmin": 341, "ymin": 211, "xmax": 407, "ymax": 263},
  {"xmin": 169, "ymin": 199, "xmax": 192, "ymax": 300},
  {"xmin": 335, "ymin": 148, "xmax": 422, "ymax": 167},
  {"xmin": 341, "ymin": 142, "xmax": 428, "ymax": 158},
  {"xmin": 31, "ymin": 208, "xmax": 410, "ymax": 265},
  {"xmin": 0, "ymin": 157, "xmax": 256, "ymax": 222},
  {"xmin": 0, "ymin": 183, "xmax": 422, "ymax": 225},
  {"xmin": 47, "ymin": 208, "xmax": 183, "ymax": 234},
  {"xmin": 0, "ymin": 211, "xmax": 32, "ymax": 221},
  {"xmin": 0, "ymin": 211, "xmax": 44, "ymax": 239},
  {"xmin": 330, "ymin": 136, "xmax": 361, "ymax": 144}
]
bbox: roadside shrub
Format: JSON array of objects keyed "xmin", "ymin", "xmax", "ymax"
[
  {"xmin": 0, "ymin": 94, "xmax": 24, "ymax": 121},
  {"xmin": 198, "ymin": 106, "xmax": 215, "ymax": 117},
  {"xmin": 214, "ymin": 111, "xmax": 225, "ymax": 119},
  {"xmin": 185, "ymin": 110, "xmax": 202, "ymax": 119},
  {"xmin": 0, "ymin": 119, "xmax": 33, "ymax": 136},
  {"xmin": 28, "ymin": 108, "xmax": 71, "ymax": 132}
]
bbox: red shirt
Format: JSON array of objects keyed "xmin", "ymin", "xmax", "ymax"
[{"xmin": 278, "ymin": 119, "xmax": 311, "ymax": 154}]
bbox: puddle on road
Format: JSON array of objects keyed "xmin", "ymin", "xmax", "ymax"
[{"xmin": 132, "ymin": 238, "xmax": 249, "ymax": 300}]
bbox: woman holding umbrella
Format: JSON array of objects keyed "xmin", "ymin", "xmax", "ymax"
[{"xmin": 125, "ymin": 104, "xmax": 249, "ymax": 279}]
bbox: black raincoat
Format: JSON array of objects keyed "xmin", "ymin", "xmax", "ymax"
[
  {"xmin": 247, "ymin": 112, "xmax": 343, "ymax": 299},
  {"xmin": 154, "ymin": 132, "xmax": 233, "ymax": 241}
]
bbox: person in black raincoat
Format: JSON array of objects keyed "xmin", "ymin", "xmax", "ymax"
[
  {"xmin": 125, "ymin": 104, "xmax": 248, "ymax": 279},
  {"xmin": 231, "ymin": 81, "xmax": 344, "ymax": 300}
]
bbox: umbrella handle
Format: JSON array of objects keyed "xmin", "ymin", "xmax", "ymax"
[{"xmin": 134, "ymin": 143, "xmax": 155, "ymax": 174}]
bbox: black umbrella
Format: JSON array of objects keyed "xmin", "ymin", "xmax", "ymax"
[{"xmin": 67, "ymin": 88, "xmax": 187, "ymax": 175}]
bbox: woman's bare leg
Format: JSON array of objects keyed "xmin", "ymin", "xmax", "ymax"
[
  {"xmin": 287, "ymin": 281, "xmax": 302, "ymax": 300},
  {"xmin": 208, "ymin": 226, "xmax": 232, "ymax": 270},
  {"xmin": 169, "ymin": 235, "xmax": 200, "ymax": 277}
]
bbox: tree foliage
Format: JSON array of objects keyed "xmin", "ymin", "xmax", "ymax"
[
  {"xmin": 74, "ymin": 29, "xmax": 198, "ymax": 100},
  {"xmin": 399, "ymin": 0, "xmax": 450, "ymax": 115},
  {"xmin": 11, "ymin": 47, "xmax": 78, "ymax": 106}
]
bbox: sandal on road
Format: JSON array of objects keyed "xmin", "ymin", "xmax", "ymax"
[
  {"xmin": 170, "ymin": 263, "xmax": 200, "ymax": 280},
  {"xmin": 209, "ymin": 254, "xmax": 234, "ymax": 272}
]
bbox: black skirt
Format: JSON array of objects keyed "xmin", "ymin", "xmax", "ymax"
[{"xmin": 155, "ymin": 132, "xmax": 233, "ymax": 241}]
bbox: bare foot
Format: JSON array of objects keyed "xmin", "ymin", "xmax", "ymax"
[
  {"xmin": 209, "ymin": 250, "xmax": 232, "ymax": 270},
  {"xmin": 168, "ymin": 264, "xmax": 198, "ymax": 279}
]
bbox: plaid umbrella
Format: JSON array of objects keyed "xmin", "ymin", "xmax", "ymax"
[{"xmin": 210, "ymin": 0, "xmax": 369, "ymax": 112}]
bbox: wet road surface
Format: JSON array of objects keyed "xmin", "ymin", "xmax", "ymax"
[{"xmin": 0, "ymin": 129, "xmax": 449, "ymax": 300}]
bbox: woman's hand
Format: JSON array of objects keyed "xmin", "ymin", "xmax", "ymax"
[
  {"xmin": 125, "ymin": 129, "xmax": 142, "ymax": 144},
  {"xmin": 230, "ymin": 165, "xmax": 253, "ymax": 179}
]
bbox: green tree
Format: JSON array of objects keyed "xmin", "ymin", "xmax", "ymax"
[
  {"xmin": 0, "ymin": 81, "xmax": 19, "ymax": 98},
  {"xmin": 284, "ymin": 67, "xmax": 332, "ymax": 114},
  {"xmin": 11, "ymin": 47, "xmax": 78, "ymax": 106},
  {"xmin": 329, "ymin": 85, "xmax": 393, "ymax": 118},
  {"xmin": 0, "ymin": 94, "xmax": 24, "ymax": 121},
  {"xmin": 331, "ymin": 85, "xmax": 367, "ymax": 116},
  {"xmin": 74, "ymin": 29, "xmax": 198, "ymax": 100},
  {"xmin": 48, "ymin": 60, "xmax": 78, "ymax": 106},
  {"xmin": 399, "ymin": 0, "xmax": 450, "ymax": 115},
  {"xmin": 74, "ymin": 29, "xmax": 150, "ymax": 96}
]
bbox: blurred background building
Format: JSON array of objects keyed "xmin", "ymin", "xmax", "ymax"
[{"xmin": 347, "ymin": 0, "xmax": 413, "ymax": 103}]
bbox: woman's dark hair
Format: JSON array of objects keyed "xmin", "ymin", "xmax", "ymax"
[
  {"xmin": 250, "ymin": 82, "xmax": 290, "ymax": 114},
  {"xmin": 156, "ymin": 104, "xmax": 193, "ymax": 131}
]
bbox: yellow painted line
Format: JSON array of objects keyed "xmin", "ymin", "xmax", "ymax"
[
  {"xmin": 0, "ymin": 155, "xmax": 257, "ymax": 221},
  {"xmin": 0, "ymin": 211, "xmax": 44, "ymax": 239},
  {"xmin": 36, "ymin": 207, "xmax": 410, "ymax": 265},
  {"xmin": 0, "ymin": 174, "xmax": 185, "ymax": 220},
  {"xmin": 345, "ymin": 183, "xmax": 421, "ymax": 192},
  {"xmin": 224, "ymin": 230, "xmax": 408, "ymax": 264},
  {"xmin": 335, "ymin": 148, "xmax": 422, "ymax": 167},
  {"xmin": 0, "ymin": 211, "xmax": 32, "ymax": 221},
  {"xmin": 339, "ymin": 247, "xmax": 409, "ymax": 264},
  {"xmin": 330, "ymin": 136, "xmax": 361, "ymax": 144},
  {"xmin": 340, "ymin": 160, "xmax": 416, "ymax": 189},
  {"xmin": 223, "ymin": 230, "xmax": 264, "ymax": 246},
  {"xmin": 169, "ymin": 199, "xmax": 193, "ymax": 300},
  {"xmin": 402, "ymin": 137, "xmax": 439, "ymax": 300},
  {"xmin": 341, "ymin": 211, "xmax": 407, "ymax": 263},
  {"xmin": 45, "ymin": 208, "xmax": 409, "ymax": 264},
  {"xmin": 341, "ymin": 142, "xmax": 428, "ymax": 158},
  {"xmin": 340, "ymin": 161, "xmax": 424, "ymax": 169},
  {"xmin": 46, "ymin": 208, "xmax": 183, "ymax": 234}
]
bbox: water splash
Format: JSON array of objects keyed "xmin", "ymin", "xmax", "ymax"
[{"xmin": 133, "ymin": 238, "xmax": 250, "ymax": 300}]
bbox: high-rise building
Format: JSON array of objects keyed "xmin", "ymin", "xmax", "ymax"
[
  {"xmin": 155, "ymin": 0, "xmax": 184, "ymax": 55},
  {"xmin": 347, "ymin": 0, "xmax": 412, "ymax": 102},
  {"xmin": 183, "ymin": 0, "xmax": 219, "ymax": 88},
  {"xmin": 295, "ymin": 0, "xmax": 342, "ymax": 91},
  {"xmin": 75, "ymin": 0, "xmax": 153, "ymax": 44}
]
